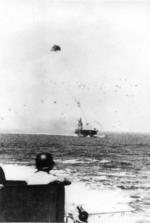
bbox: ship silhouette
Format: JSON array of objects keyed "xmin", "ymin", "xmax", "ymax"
[{"xmin": 75, "ymin": 118, "xmax": 98, "ymax": 137}]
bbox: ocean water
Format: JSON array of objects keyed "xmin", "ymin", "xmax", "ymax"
[{"xmin": 0, "ymin": 133, "xmax": 150, "ymax": 222}]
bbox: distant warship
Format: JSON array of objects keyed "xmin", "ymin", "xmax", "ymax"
[{"xmin": 75, "ymin": 118, "xmax": 98, "ymax": 137}]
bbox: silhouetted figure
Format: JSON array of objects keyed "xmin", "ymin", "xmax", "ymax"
[{"xmin": 27, "ymin": 152, "xmax": 70, "ymax": 185}]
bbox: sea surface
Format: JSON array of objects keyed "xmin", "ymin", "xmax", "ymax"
[{"xmin": 0, "ymin": 133, "xmax": 150, "ymax": 222}]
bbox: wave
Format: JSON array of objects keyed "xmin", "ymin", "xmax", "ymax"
[{"xmin": 60, "ymin": 158, "xmax": 99, "ymax": 164}]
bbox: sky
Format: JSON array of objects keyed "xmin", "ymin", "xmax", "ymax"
[{"xmin": 0, "ymin": 0, "xmax": 150, "ymax": 134}]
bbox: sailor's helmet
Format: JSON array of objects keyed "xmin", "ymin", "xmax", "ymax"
[{"xmin": 35, "ymin": 152, "xmax": 55, "ymax": 171}]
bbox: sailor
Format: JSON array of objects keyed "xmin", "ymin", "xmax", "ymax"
[{"xmin": 27, "ymin": 152, "xmax": 70, "ymax": 185}]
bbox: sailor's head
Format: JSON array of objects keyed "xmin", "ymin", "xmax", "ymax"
[{"xmin": 35, "ymin": 152, "xmax": 55, "ymax": 172}]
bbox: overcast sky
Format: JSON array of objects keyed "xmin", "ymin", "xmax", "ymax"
[{"xmin": 0, "ymin": 0, "xmax": 150, "ymax": 134}]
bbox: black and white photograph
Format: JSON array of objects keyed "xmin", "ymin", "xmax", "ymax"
[{"xmin": 0, "ymin": 0, "xmax": 149, "ymax": 222}]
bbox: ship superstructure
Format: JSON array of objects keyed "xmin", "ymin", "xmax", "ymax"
[{"xmin": 75, "ymin": 118, "xmax": 98, "ymax": 137}]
